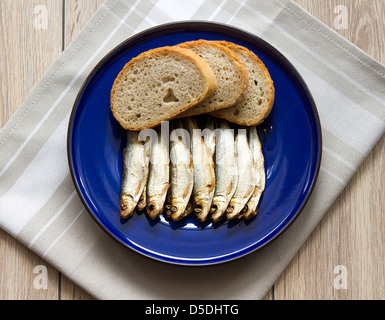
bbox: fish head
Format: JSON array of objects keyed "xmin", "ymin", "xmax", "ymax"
[
  {"xmin": 170, "ymin": 198, "xmax": 188, "ymax": 222},
  {"xmin": 243, "ymin": 191, "xmax": 262, "ymax": 220},
  {"xmin": 194, "ymin": 197, "xmax": 211, "ymax": 223},
  {"xmin": 120, "ymin": 195, "xmax": 136, "ymax": 219},
  {"xmin": 146, "ymin": 196, "xmax": 164, "ymax": 220},
  {"xmin": 164, "ymin": 202, "xmax": 172, "ymax": 219},
  {"xmin": 210, "ymin": 198, "xmax": 229, "ymax": 222},
  {"xmin": 226, "ymin": 200, "xmax": 245, "ymax": 220},
  {"xmin": 136, "ymin": 193, "xmax": 147, "ymax": 212},
  {"xmin": 243, "ymin": 206, "xmax": 259, "ymax": 220}
]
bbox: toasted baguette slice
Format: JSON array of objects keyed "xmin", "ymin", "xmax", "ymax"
[
  {"xmin": 211, "ymin": 41, "xmax": 275, "ymax": 126},
  {"xmin": 111, "ymin": 46, "xmax": 217, "ymax": 130},
  {"xmin": 175, "ymin": 40, "xmax": 248, "ymax": 117}
]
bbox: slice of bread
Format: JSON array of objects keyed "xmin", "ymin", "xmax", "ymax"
[
  {"xmin": 175, "ymin": 40, "xmax": 248, "ymax": 117},
  {"xmin": 210, "ymin": 41, "xmax": 275, "ymax": 126},
  {"xmin": 111, "ymin": 46, "xmax": 217, "ymax": 130}
]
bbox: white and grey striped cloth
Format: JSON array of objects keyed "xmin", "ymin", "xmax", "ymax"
[{"xmin": 1, "ymin": 0, "xmax": 385, "ymax": 299}]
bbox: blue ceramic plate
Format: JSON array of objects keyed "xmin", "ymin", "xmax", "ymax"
[{"xmin": 67, "ymin": 22, "xmax": 322, "ymax": 266}]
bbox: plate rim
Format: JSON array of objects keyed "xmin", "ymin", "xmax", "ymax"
[{"xmin": 67, "ymin": 20, "xmax": 323, "ymax": 266}]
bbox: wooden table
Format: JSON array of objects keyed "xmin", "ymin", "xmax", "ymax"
[{"xmin": 1, "ymin": 0, "xmax": 384, "ymax": 300}]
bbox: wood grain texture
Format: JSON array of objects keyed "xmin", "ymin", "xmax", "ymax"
[
  {"xmin": 0, "ymin": 0, "xmax": 63, "ymax": 300},
  {"xmin": 0, "ymin": 0, "xmax": 384, "ymax": 300},
  {"xmin": 0, "ymin": 0, "xmax": 63, "ymax": 126},
  {"xmin": 275, "ymin": 0, "xmax": 385, "ymax": 300},
  {"xmin": 0, "ymin": 229, "xmax": 59, "ymax": 299},
  {"xmin": 64, "ymin": 0, "xmax": 105, "ymax": 48}
]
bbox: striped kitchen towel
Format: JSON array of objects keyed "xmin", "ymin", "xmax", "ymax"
[{"xmin": 1, "ymin": 0, "xmax": 385, "ymax": 299}]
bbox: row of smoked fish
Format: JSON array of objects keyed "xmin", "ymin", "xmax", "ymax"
[{"xmin": 119, "ymin": 117, "xmax": 265, "ymax": 223}]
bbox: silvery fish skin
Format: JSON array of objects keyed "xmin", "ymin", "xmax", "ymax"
[
  {"xmin": 242, "ymin": 126, "xmax": 265, "ymax": 220},
  {"xmin": 120, "ymin": 130, "xmax": 150, "ymax": 219},
  {"xmin": 211, "ymin": 120, "xmax": 239, "ymax": 222},
  {"xmin": 184, "ymin": 117, "xmax": 215, "ymax": 223},
  {"xmin": 167, "ymin": 122, "xmax": 194, "ymax": 222},
  {"xmin": 137, "ymin": 186, "xmax": 147, "ymax": 213},
  {"xmin": 202, "ymin": 116, "xmax": 216, "ymax": 157},
  {"xmin": 146, "ymin": 133, "xmax": 170, "ymax": 220},
  {"xmin": 226, "ymin": 128, "xmax": 256, "ymax": 220}
]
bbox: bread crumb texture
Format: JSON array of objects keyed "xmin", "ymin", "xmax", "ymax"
[
  {"xmin": 177, "ymin": 40, "xmax": 248, "ymax": 116},
  {"xmin": 211, "ymin": 42, "xmax": 275, "ymax": 126},
  {"xmin": 111, "ymin": 47, "xmax": 212, "ymax": 130}
]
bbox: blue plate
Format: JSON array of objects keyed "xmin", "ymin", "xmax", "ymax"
[{"xmin": 67, "ymin": 22, "xmax": 322, "ymax": 266}]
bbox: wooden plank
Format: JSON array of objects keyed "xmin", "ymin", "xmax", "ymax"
[
  {"xmin": 0, "ymin": 0, "xmax": 63, "ymax": 300},
  {"xmin": 60, "ymin": 273, "xmax": 94, "ymax": 300},
  {"xmin": 0, "ymin": 229, "xmax": 59, "ymax": 299},
  {"xmin": 275, "ymin": 0, "xmax": 385, "ymax": 300},
  {"xmin": 0, "ymin": 0, "xmax": 63, "ymax": 126},
  {"xmin": 64, "ymin": 0, "xmax": 105, "ymax": 49},
  {"xmin": 59, "ymin": 0, "xmax": 104, "ymax": 300}
]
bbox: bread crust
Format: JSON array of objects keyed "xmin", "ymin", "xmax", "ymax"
[
  {"xmin": 110, "ymin": 46, "xmax": 217, "ymax": 130},
  {"xmin": 175, "ymin": 40, "xmax": 249, "ymax": 116},
  {"xmin": 211, "ymin": 41, "xmax": 275, "ymax": 126}
]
